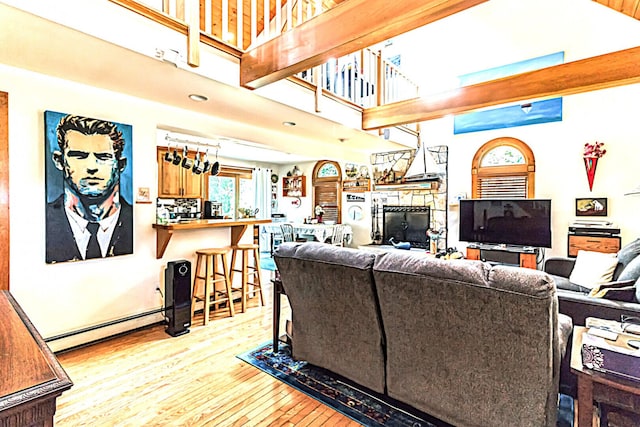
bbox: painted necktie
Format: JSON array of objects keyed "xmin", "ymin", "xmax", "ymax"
[{"xmin": 86, "ymin": 222, "xmax": 101, "ymax": 259}]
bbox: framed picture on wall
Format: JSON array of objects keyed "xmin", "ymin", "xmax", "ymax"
[
  {"xmin": 44, "ymin": 111, "xmax": 134, "ymax": 263},
  {"xmin": 575, "ymin": 197, "xmax": 608, "ymax": 217}
]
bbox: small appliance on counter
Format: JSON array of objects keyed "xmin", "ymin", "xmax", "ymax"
[
  {"xmin": 203, "ymin": 201, "xmax": 223, "ymax": 219},
  {"xmin": 157, "ymin": 198, "xmax": 201, "ymax": 223}
]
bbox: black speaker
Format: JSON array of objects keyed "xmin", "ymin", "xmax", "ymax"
[{"xmin": 165, "ymin": 259, "xmax": 192, "ymax": 337}]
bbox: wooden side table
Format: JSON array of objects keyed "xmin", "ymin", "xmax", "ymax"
[
  {"xmin": 570, "ymin": 326, "xmax": 640, "ymax": 426},
  {"xmin": 0, "ymin": 291, "xmax": 73, "ymax": 426}
]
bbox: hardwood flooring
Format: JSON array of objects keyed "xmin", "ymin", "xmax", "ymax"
[{"xmin": 53, "ymin": 279, "xmax": 361, "ymax": 426}]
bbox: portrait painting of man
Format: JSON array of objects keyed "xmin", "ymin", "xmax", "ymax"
[{"xmin": 45, "ymin": 111, "xmax": 133, "ymax": 263}]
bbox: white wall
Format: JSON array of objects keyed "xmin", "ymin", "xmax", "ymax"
[{"xmin": 1, "ymin": 64, "xmax": 273, "ymax": 351}]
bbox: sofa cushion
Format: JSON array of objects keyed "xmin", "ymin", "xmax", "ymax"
[
  {"xmin": 618, "ymin": 253, "xmax": 640, "ymax": 282},
  {"xmin": 569, "ymin": 250, "xmax": 618, "ymax": 289},
  {"xmin": 558, "ymin": 314, "xmax": 573, "ymax": 359},
  {"xmin": 273, "ymin": 242, "xmax": 386, "ymax": 394},
  {"xmin": 549, "ymin": 274, "xmax": 590, "ymax": 293},
  {"xmin": 618, "ymin": 238, "xmax": 640, "ymax": 270}
]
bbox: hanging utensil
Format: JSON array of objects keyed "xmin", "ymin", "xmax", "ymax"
[
  {"xmin": 192, "ymin": 148, "xmax": 203, "ymax": 174},
  {"xmin": 181, "ymin": 146, "xmax": 193, "ymax": 169},
  {"xmin": 164, "ymin": 142, "xmax": 173, "ymax": 162},
  {"xmin": 171, "ymin": 145, "xmax": 182, "ymax": 165},
  {"xmin": 202, "ymin": 149, "xmax": 211, "ymax": 173},
  {"xmin": 210, "ymin": 147, "xmax": 220, "ymax": 176}
]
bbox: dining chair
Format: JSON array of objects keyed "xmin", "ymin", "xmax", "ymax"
[
  {"xmin": 331, "ymin": 224, "xmax": 346, "ymax": 247},
  {"xmin": 280, "ymin": 223, "xmax": 296, "ymax": 243}
]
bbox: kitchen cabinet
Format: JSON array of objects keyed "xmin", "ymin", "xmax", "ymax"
[{"xmin": 157, "ymin": 147, "xmax": 204, "ymax": 198}]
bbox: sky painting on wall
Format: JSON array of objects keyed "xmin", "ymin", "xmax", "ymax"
[{"xmin": 454, "ymin": 52, "xmax": 564, "ymax": 134}]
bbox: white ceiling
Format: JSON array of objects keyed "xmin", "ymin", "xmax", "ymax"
[{"xmin": 0, "ymin": 3, "xmax": 405, "ymax": 165}]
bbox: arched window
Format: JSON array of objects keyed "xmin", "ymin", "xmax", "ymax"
[
  {"xmin": 471, "ymin": 137, "xmax": 535, "ymax": 198},
  {"xmin": 312, "ymin": 160, "xmax": 342, "ymax": 223}
]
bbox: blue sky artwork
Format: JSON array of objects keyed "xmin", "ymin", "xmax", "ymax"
[{"xmin": 454, "ymin": 52, "xmax": 564, "ymax": 134}]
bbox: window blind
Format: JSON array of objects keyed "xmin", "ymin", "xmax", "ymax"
[{"xmin": 477, "ymin": 175, "xmax": 527, "ymax": 199}]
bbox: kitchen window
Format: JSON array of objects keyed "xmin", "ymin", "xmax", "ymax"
[{"xmin": 207, "ymin": 166, "xmax": 253, "ymax": 219}]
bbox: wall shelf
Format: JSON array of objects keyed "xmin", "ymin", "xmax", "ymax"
[
  {"xmin": 283, "ymin": 175, "xmax": 305, "ymax": 197},
  {"xmin": 343, "ymin": 178, "xmax": 370, "ymax": 193}
]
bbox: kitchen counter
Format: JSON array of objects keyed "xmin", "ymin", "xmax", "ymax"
[{"xmin": 152, "ymin": 218, "xmax": 271, "ymax": 258}]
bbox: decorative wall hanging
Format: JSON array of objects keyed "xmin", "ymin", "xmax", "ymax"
[
  {"xmin": 583, "ymin": 141, "xmax": 606, "ymax": 192},
  {"xmin": 44, "ymin": 111, "xmax": 134, "ymax": 263},
  {"xmin": 576, "ymin": 198, "xmax": 608, "ymax": 217},
  {"xmin": 454, "ymin": 52, "xmax": 564, "ymax": 134}
]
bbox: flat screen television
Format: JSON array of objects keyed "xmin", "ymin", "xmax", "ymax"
[{"xmin": 459, "ymin": 199, "xmax": 552, "ymax": 248}]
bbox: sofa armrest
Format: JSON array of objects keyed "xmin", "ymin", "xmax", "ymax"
[
  {"xmin": 544, "ymin": 257, "xmax": 576, "ymax": 278},
  {"xmin": 557, "ymin": 289, "xmax": 640, "ymax": 326}
]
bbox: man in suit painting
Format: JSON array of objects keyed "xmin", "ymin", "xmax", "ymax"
[{"xmin": 46, "ymin": 114, "xmax": 133, "ymax": 263}]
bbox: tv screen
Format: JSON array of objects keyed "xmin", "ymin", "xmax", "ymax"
[{"xmin": 459, "ymin": 199, "xmax": 552, "ymax": 248}]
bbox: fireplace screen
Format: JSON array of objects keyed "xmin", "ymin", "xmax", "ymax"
[{"xmin": 382, "ymin": 206, "xmax": 431, "ymax": 249}]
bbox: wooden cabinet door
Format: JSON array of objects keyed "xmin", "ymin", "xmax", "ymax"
[
  {"xmin": 181, "ymin": 170, "xmax": 203, "ymax": 198},
  {"xmin": 157, "ymin": 149, "xmax": 182, "ymax": 197}
]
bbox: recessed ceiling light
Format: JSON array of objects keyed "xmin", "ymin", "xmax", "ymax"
[
  {"xmin": 282, "ymin": 121, "xmax": 296, "ymax": 127},
  {"xmin": 188, "ymin": 94, "xmax": 208, "ymax": 102}
]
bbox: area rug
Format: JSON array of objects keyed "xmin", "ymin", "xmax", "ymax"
[
  {"xmin": 259, "ymin": 252, "xmax": 277, "ymax": 271},
  {"xmin": 237, "ymin": 342, "xmax": 574, "ymax": 427}
]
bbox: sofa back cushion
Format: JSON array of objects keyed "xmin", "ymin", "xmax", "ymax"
[
  {"xmin": 273, "ymin": 242, "xmax": 386, "ymax": 393},
  {"xmin": 373, "ymin": 252, "xmax": 559, "ymax": 427}
]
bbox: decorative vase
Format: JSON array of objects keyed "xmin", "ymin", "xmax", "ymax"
[{"xmin": 583, "ymin": 156, "xmax": 598, "ymax": 192}]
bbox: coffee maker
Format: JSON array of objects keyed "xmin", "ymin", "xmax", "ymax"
[{"xmin": 203, "ymin": 201, "xmax": 223, "ymax": 219}]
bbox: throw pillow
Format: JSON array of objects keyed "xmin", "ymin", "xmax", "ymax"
[
  {"xmin": 569, "ymin": 250, "xmax": 618, "ymax": 289},
  {"xmin": 617, "ymin": 238, "xmax": 640, "ymax": 270},
  {"xmin": 588, "ymin": 280, "xmax": 637, "ymax": 302},
  {"xmin": 618, "ymin": 252, "xmax": 640, "ymax": 282}
]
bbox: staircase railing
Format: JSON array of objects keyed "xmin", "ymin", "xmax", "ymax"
[{"xmin": 111, "ymin": 0, "xmax": 419, "ymax": 111}]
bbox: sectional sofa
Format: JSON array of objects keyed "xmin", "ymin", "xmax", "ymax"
[{"xmin": 274, "ymin": 242, "xmax": 572, "ymax": 427}]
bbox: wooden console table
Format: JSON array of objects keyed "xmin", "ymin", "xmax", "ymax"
[
  {"xmin": 570, "ymin": 326, "xmax": 640, "ymax": 426},
  {"xmin": 466, "ymin": 245, "xmax": 537, "ymax": 269},
  {"xmin": 152, "ymin": 218, "xmax": 271, "ymax": 258},
  {"xmin": 0, "ymin": 291, "xmax": 73, "ymax": 426}
]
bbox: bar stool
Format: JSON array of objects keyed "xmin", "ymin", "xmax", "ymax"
[
  {"xmin": 229, "ymin": 243, "xmax": 265, "ymax": 312},
  {"xmin": 193, "ymin": 247, "xmax": 234, "ymax": 325}
]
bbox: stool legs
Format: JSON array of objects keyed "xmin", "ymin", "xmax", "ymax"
[
  {"xmin": 230, "ymin": 245, "xmax": 265, "ymax": 313},
  {"xmin": 193, "ymin": 249, "xmax": 234, "ymax": 325}
]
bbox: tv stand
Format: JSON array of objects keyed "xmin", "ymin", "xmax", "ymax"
[{"xmin": 466, "ymin": 244, "xmax": 538, "ymax": 269}]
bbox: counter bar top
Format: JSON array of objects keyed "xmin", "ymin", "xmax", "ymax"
[{"xmin": 152, "ymin": 218, "xmax": 271, "ymax": 258}]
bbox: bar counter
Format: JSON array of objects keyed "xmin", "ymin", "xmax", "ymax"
[{"xmin": 152, "ymin": 218, "xmax": 271, "ymax": 258}]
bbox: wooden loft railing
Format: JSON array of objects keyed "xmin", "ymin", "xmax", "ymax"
[{"xmin": 111, "ymin": 0, "xmax": 419, "ymax": 117}]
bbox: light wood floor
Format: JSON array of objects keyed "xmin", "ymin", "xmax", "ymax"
[{"xmin": 53, "ymin": 279, "xmax": 361, "ymax": 427}]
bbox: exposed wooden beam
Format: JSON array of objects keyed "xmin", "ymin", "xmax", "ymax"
[
  {"xmin": 362, "ymin": 46, "xmax": 640, "ymax": 130},
  {"xmin": 240, "ymin": 0, "xmax": 488, "ymax": 89}
]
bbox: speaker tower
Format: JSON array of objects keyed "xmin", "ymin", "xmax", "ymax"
[{"xmin": 165, "ymin": 259, "xmax": 192, "ymax": 337}]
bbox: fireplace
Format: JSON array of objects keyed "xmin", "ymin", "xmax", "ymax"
[{"xmin": 382, "ymin": 205, "xmax": 431, "ymax": 249}]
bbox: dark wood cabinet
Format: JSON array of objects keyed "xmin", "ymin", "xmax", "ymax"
[{"xmin": 0, "ymin": 291, "xmax": 72, "ymax": 426}]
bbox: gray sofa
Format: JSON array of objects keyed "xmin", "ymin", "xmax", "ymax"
[
  {"xmin": 543, "ymin": 240, "xmax": 640, "ymax": 398},
  {"xmin": 274, "ymin": 242, "xmax": 572, "ymax": 427}
]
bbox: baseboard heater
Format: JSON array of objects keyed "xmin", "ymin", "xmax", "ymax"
[{"xmin": 44, "ymin": 307, "xmax": 165, "ymax": 343}]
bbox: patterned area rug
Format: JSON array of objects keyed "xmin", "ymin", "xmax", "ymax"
[
  {"xmin": 238, "ymin": 342, "xmax": 574, "ymax": 427},
  {"xmin": 237, "ymin": 342, "xmax": 444, "ymax": 426}
]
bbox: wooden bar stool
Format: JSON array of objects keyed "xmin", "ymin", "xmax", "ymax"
[
  {"xmin": 229, "ymin": 243, "xmax": 265, "ymax": 312},
  {"xmin": 193, "ymin": 247, "xmax": 234, "ymax": 325}
]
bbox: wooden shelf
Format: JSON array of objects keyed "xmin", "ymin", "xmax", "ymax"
[
  {"xmin": 343, "ymin": 179, "xmax": 370, "ymax": 192},
  {"xmin": 283, "ymin": 176, "xmax": 305, "ymax": 197}
]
